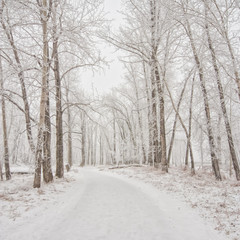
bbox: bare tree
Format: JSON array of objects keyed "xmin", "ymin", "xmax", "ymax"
[
  {"xmin": 204, "ymin": 0, "xmax": 240, "ymax": 180},
  {"xmin": 0, "ymin": 0, "xmax": 35, "ymax": 155},
  {"xmin": 179, "ymin": 1, "xmax": 221, "ymax": 180}
]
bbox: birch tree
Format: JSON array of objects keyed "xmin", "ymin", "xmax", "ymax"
[{"xmin": 34, "ymin": 0, "xmax": 51, "ymax": 188}]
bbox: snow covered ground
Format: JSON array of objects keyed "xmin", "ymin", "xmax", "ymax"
[
  {"xmin": 102, "ymin": 166, "xmax": 240, "ymax": 240},
  {"xmin": 0, "ymin": 166, "xmax": 234, "ymax": 240}
]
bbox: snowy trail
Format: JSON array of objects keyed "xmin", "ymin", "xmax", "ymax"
[{"xmin": 2, "ymin": 169, "xmax": 225, "ymax": 240}]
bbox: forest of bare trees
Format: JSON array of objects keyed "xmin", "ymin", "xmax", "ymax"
[{"xmin": 1, "ymin": 0, "xmax": 240, "ymax": 187}]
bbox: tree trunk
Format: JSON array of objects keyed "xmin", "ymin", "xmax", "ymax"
[
  {"xmin": 0, "ymin": 51, "xmax": 11, "ymax": 180},
  {"xmin": 142, "ymin": 62, "xmax": 153, "ymax": 164},
  {"xmin": 155, "ymin": 65, "xmax": 167, "ymax": 172},
  {"xmin": 80, "ymin": 113, "xmax": 86, "ymax": 167},
  {"xmin": 94, "ymin": 126, "xmax": 98, "ymax": 166},
  {"xmin": 87, "ymin": 127, "xmax": 91, "ymax": 165},
  {"xmin": 43, "ymin": 47, "xmax": 53, "ymax": 183},
  {"xmin": 185, "ymin": 76, "xmax": 195, "ymax": 175},
  {"xmin": 113, "ymin": 111, "xmax": 116, "ymax": 164},
  {"xmin": 91, "ymin": 128, "xmax": 94, "ymax": 165},
  {"xmin": 53, "ymin": 0, "xmax": 64, "ymax": 178},
  {"xmin": 66, "ymin": 88, "xmax": 73, "ymax": 167},
  {"xmin": 216, "ymin": 114, "xmax": 222, "ymax": 165},
  {"xmin": 0, "ymin": 162, "xmax": 3, "ymax": 181},
  {"xmin": 150, "ymin": 0, "xmax": 160, "ymax": 167},
  {"xmin": 100, "ymin": 134, "xmax": 103, "ymax": 165}
]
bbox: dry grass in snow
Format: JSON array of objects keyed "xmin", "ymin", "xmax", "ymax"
[
  {"xmin": 103, "ymin": 166, "xmax": 240, "ymax": 240},
  {"xmin": 0, "ymin": 168, "xmax": 78, "ymax": 223}
]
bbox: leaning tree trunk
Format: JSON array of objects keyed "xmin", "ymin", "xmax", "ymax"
[
  {"xmin": 168, "ymin": 71, "xmax": 191, "ymax": 166},
  {"xmin": 185, "ymin": 17, "xmax": 221, "ymax": 180},
  {"xmin": 0, "ymin": 51, "xmax": 11, "ymax": 180},
  {"xmin": 204, "ymin": 4, "xmax": 240, "ymax": 180},
  {"xmin": 164, "ymin": 74, "xmax": 196, "ymax": 175},
  {"xmin": 53, "ymin": 0, "xmax": 64, "ymax": 178}
]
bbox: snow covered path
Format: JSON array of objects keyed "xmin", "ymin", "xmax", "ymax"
[{"xmin": 2, "ymin": 169, "xmax": 225, "ymax": 240}]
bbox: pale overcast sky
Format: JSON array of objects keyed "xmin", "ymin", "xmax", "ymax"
[{"xmin": 81, "ymin": 0, "xmax": 125, "ymax": 95}]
